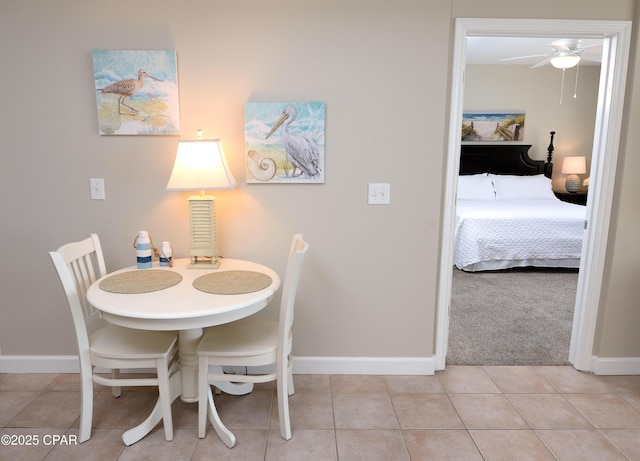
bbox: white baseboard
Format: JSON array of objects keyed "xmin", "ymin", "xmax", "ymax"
[
  {"xmin": 0, "ymin": 356, "xmax": 80, "ymax": 373},
  {"xmin": 0, "ymin": 355, "xmax": 436, "ymax": 376},
  {"xmin": 292, "ymin": 356, "xmax": 435, "ymax": 375},
  {"xmin": 8, "ymin": 355, "xmax": 640, "ymax": 376},
  {"xmin": 591, "ymin": 356, "xmax": 640, "ymax": 375}
]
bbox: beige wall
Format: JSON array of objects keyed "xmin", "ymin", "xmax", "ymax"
[
  {"xmin": 464, "ymin": 64, "xmax": 600, "ymax": 191},
  {"xmin": 595, "ymin": 3, "xmax": 640, "ymax": 358},
  {"xmin": 1, "ymin": 0, "xmax": 638, "ymax": 366},
  {"xmin": 0, "ymin": 0, "xmax": 448, "ymax": 358}
]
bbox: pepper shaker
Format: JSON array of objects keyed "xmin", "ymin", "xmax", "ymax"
[{"xmin": 159, "ymin": 241, "xmax": 173, "ymax": 267}]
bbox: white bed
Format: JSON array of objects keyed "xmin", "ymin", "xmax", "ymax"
[{"xmin": 455, "ymin": 172, "xmax": 586, "ymax": 272}]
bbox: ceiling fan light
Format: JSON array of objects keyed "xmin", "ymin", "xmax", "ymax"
[{"xmin": 551, "ymin": 55, "xmax": 581, "ymax": 69}]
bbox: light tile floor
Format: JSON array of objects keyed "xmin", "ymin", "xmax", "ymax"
[{"xmin": 2, "ymin": 366, "xmax": 640, "ymax": 460}]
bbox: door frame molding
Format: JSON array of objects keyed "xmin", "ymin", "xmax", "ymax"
[{"xmin": 435, "ymin": 18, "xmax": 632, "ymax": 371}]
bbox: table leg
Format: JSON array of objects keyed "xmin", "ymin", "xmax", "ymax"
[
  {"xmin": 122, "ymin": 370, "xmax": 182, "ymax": 446},
  {"xmin": 206, "ymin": 385, "xmax": 236, "ymax": 447},
  {"xmin": 178, "ymin": 328, "xmax": 202, "ymax": 402}
]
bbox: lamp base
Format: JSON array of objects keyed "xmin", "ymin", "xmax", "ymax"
[
  {"xmin": 188, "ymin": 196, "xmax": 220, "ymax": 269},
  {"xmin": 565, "ymin": 174, "xmax": 580, "ymax": 193},
  {"xmin": 188, "ymin": 256, "xmax": 221, "ymax": 269}
]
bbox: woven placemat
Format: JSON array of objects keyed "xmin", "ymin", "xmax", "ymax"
[
  {"xmin": 193, "ymin": 270, "xmax": 272, "ymax": 295},
  {"xmin": 99, "ymin": 270, "xmax": 183, "ymax": 294}
]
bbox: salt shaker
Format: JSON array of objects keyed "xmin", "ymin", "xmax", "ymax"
[
  {"xmin": 159, "ymin": 241, "xmax": 173, "ymax": 267},
  {"xmin": 134, "ymin": 231, "xmax": 153, "ymax": 269}
]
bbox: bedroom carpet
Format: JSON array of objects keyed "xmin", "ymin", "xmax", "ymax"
[{"xmin": 447, "ymin": 267, "xmax": 578, "ymax": 366}]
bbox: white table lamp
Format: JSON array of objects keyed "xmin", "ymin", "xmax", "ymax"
[
  {"xmin": 167, "ymin": 135, "xmax": 236, "ymax": 268},
  {"xmin": 561, "ymin": 156, "xmax": 586, "ymax": 193}
]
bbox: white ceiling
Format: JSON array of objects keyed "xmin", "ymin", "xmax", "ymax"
[{"xmin": 466, "ymin": 36, "xmax": 603, "ymax": 66}]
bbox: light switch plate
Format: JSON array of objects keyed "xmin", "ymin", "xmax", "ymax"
[
  {"xmin": 368, "ymin": 183, "xmax": 390, "ymax": 204},
  {"xmin": 90, "ymin": 178, "xmax": 105, "ymax": 200}
]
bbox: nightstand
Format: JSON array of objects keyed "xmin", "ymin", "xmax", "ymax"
[{"xmin": 554, "ymin": 191, "xmax": 587, "ymax": 205}]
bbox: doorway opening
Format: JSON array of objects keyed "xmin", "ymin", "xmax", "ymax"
[{"xmin": 435, "ymin": 18, "xmax": 632, "ymax": 372}]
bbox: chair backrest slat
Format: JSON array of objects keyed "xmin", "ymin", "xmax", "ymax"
[
  {"xmin": 70, "ymin": 252, "xmax": 101, "ymax": 324},
  {"xmin": 50, "ymin": 234, "xmax": 107, "ymax": 346},
  {"xmin": 278, "ymin": 234, "xmax": 309, "ymax": 354}
]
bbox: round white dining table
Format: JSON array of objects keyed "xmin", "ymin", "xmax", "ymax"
[{"xmin": 86, "ymin": 257, "xmax": 280, "ymax": 445}]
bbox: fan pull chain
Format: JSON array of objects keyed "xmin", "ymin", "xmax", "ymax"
[
  {"xmin": 573, "ymin": 61, "xmax": 580, "ymax": 99},
  {"xmin": 559, "ymin": 68, "xmax": 566, "ymax": 104}
]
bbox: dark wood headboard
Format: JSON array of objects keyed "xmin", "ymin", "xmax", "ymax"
[{"xmin": 459, "ymin": 132, "xmax": 555, "ymax": 178}]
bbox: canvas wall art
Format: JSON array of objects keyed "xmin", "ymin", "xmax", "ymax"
[
  {"xmin": 244, "ymin": 102, "xmax": 325, "ymax": 183},
  {"xmin": 93, "ymin": 50, "xmax": 180, "ymax": 135},
  {"xmin": 462, "ymin": 111, "xmax": 525, "ymax": 142}
]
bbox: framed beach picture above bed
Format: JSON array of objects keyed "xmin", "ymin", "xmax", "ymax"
[{"xmin": 461, "ymin": 111, "xmax": 525, "ymax": 142}]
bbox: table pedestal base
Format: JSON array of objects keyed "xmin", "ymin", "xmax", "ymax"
[
  {"xmin": 122, "ymin": 328, "xmax": 253, "ymax": 448},
  {"xmin": 121, "ymin": 368, "xmax": 253, "ymax": 445}
]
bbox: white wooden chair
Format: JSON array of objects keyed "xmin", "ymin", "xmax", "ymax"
[
  {"xmin": 49, "ymin": 233, "xmax": 178, "ymax": 443},
  {"xmin": 197, "ymin": 234, "xmax": 309, "ymax": 446}
]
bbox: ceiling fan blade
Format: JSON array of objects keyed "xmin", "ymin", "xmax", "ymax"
[
  {"xmin": 531, "ymin": 57, "xmax": 553, "ymax": 68},
  {"xmin": 499, "ymin": 53, "xmax": 550, "ymax": 62}
]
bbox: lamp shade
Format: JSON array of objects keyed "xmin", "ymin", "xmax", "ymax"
[
  {"xmin": 561, "ymin": 156, "xmax": 587, "ymax": 175},
  {"xmin": 550, "ymin": 55, "xmax": 581, "ymax": 69},
  {"xmin": 166, "ymin": 139, "xmax": 237, "ymax": 191}
]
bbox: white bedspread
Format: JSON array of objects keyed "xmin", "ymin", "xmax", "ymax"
[{"xmin": 454, "ymin": 199, "xmax": 586, "ymax": 271}]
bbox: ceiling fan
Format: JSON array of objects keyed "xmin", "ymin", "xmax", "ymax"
[
  {"xmin": 499, "ymin": 39, "xmax": 600, "ymax": 69},
  {"xmin": 500, "ymin": 39, "xmax": 602, "ymax": 103}
]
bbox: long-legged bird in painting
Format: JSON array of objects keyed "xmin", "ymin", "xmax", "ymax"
[
  {"xmin": 97, "ymin": 69, "xmax": 161, "ymax": 115},
  {"xmin": 266, "ymin": 105, "xmax": 321, "ymax": 178}
]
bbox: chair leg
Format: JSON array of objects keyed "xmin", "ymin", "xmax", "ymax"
[
  {"xmin": 198, "ymin": 356, "xmax": 208, "ymax": 438},
  {"xmin": 277, "ymin": 375, "xmax": 291, "ymax": 440},
  {"xmin": 111, "ymin": 369, "xmax": 121, "ymax": 398},
  {"xmin": 287, "ymin": 365, "xmax": 295, "ymax": 396},
  {"xmin": 80, "ymin": 370, "xmax": 94, "ymax": 443},
  {"xmin": 156, "ymin": 358, "xmax": 174, "ymax": 441}
]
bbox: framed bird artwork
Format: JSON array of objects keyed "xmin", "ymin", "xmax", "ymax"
[
  {"xmin": 244, "ymin": 102, "xmax": 325, "ymax": 183},
  {"xmin": 93, "ymin": 50, "xmax": 180, "ymax": 135}
]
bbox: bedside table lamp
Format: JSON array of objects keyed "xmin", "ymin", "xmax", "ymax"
[
  {"xmin": 561, "ymin": 156, "xmax": 586, "ymax": 193},
  {"xmin": 167, "ymin": 134, "xmax": 237, "ymax": 268}
]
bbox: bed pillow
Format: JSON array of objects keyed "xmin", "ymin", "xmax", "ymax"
[
  {"xmin": 490, "ymin": 174, "xmax": 556, "ymax": 200},
  {"xmin": 457, "ymin": 173, "xmax": 495, "ymax": 200}
]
